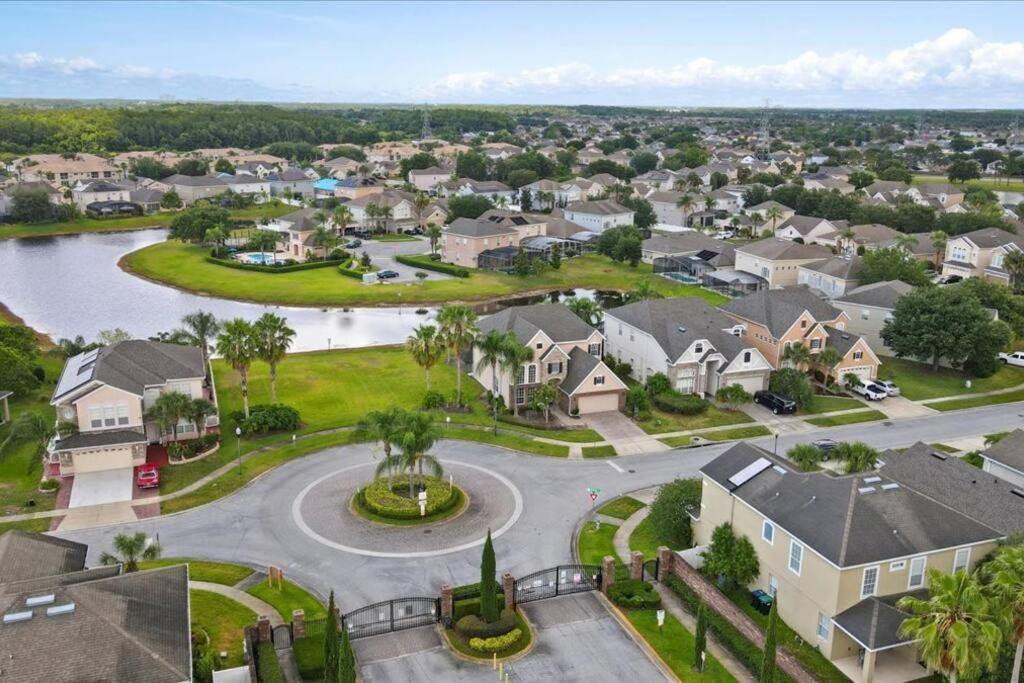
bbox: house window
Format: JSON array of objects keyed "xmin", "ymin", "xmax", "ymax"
[
  {"xmin": 536, "ymin": 342, "xmax": 543, "ymax": 349},
  {"xmin": 594, "ymin": 376, "xmax": 605, "ymax": 386},
  {"xmin": 762, "ymin": 520, "xmax": 774, "ymax": 545},
  {"xmin": 527, "ymin": 364, "xmax": 537, "ymax": 384},
  {"xmin": 801, "ymin": 319, "xmax": 808, "ymax": 328},
  {"xmin": 588, "ymin": 343, "xmax": 602, "ymax": 356},
  {"xmin": 861, "ymin": 566, "xmax": 879, "ymax": 598},
  {"xmin": 88, "ymin": 406, "xmax": 103, "ymax": 429},
  {"xmin": 117, "ymin": 404, "xmax": 129, "ymax": 426},
  {"xmin": 743, "ymin": 351, "xmax": 752, "ymax": 364},
  {"xmin": 174, "ymin": 422, "xmax": 195, "ymax": 435},
  {"xmin": 789, "ymin": 540, "xmax": 803, "ymax": 575},
  {"xmin": 810, "ymin": 339, "xmax": 821, "ymax": 350},
  {"xmin": 817, "ymin": 613, "xmax": 830, "ymax": 641},
  {"xmin": 853, "ymin": 351, "xmax": 863, "ymax": 360},
  {"xmin": 890, "ymin": 560, "xmax": 906, "ymax": 571},
  {"xmin": 953, "ymin": 548, "xmax": 970, "ymax": 574},
  {"xmin": 694, "ymin": 343, "xmax": 703, "ymax": 355},
  {"xmin": 768, "ymin": 574, "xmax": 778, "ymax": 597},
  {"xmin": 547, "ymin": 362, "xmax": 563, "ymax": 374},
  {"xmin": 516, "ymin": 367, "xmax": 525, "ymax": 384},
  {"xmin": 515, "ymin": 386, "xmax": 525, "ymax": 405},
  {"xmin": 861, "ymin": 309, "xmax": 870, "ymax": 321},
  {"xmin": 908, "ymin": 557, "xmax": 926, "ymax": 589}
]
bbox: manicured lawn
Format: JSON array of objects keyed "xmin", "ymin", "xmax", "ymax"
[
  {"xmin": 247, "ymin": 577, "xmax": 327, "ymax": 621},
  {"xmin": 879, "ymin": 356, "xmax": 1024, "ymax": 401},
  {"xmin": 443, "ymin": 426, "xmax": 569, "ymax": 457},
  {"xmin": 805, "ymin": 409, "xmax": 887, "ymax": 427},
  {"xmin": 577, "ymin": 520, "xmax": 619, "ymax": 566},
  {"xmin": 122, "ymin": 242, "xmax": 728, "ymax": 307},
  {"xmin": 372, "ymin": 233, "xmax": 420, "ymax": 242},
  {"xmin": 625, "ymin": 609, "xmax": 735, "ymax": 682},
  {"xmin": 0, "ymin": 518, "xmax": 51, "ymax": 534},
  {"xmin": 798, "ymin": 395, "xmax": 863, "ymax": 415},
  {"xmin": 139, "ymin": 558, "xmax": 253, "ymax": 586},
  {"xmin": 931, "ymin": 442, "xmax": 959, "ymax": 453},
  {"xmin": 911, "ymin": 174, "xmax": 1024, "ymax": 193},
  {"xmin": 598, "ymin": 496, "xmax": 646, "ymax": 520},
  {"xmin": 931, "ymin": 387, "xmax": 1024, "ymax": 412},
  {"xmin": 582, "ymin": 444, "xmax": 617, "ymax": 458},
  {"xmin": 696, "ymin": 425, "xmax": 772, "ymax": 442},
  {"xmin": 637, "ymin": 406, "xmax": 754, "ymax": 435},
  {"xmin": 190, "ymin": 589, "xmax": 257, "ymax": 668},
  {"xmin": 660, "ymin": 435, "xmax": 692, "ymax": 448},
  {"xmin": 628, "ymin": 516, "xmax": 682, "ymax": 560}
]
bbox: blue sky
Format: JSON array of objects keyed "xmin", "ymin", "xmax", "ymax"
[{"xmin": 3, "ymin": 1, "xmax": 1024, "ymax": 107}]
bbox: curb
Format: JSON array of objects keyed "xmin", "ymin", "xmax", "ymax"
[{"xmin": 596, "ymin": 593, "xmax": 679, "ymax": 682}]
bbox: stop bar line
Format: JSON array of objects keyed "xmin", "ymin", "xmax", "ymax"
[{"xmin": 606, "ymin": 461, "xmax": 625, "ymax": 473}]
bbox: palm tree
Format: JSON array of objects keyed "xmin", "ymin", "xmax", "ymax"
[
  {"xmin": 815, "ymin": 346, "xmax": 843, "ymax": 387},
  {"xmin": 99, "ymin": 532, "xmax": 161, "ymax": 573},
  {"xmin": 364, "ymin": 203, "xmax": 380, "ymax": 233},
  {"xmin": 839, "ymin": 226, "xmax": 856, "ymax": 254},
  {"xmin": 250, "ymin": 229, "xmax": 279, "ymax": 263},
  {"xmin": 625, "ymin": 280, "xmax": 663, "ymax": 303},
  {"xmin": 986, "ymin": 545, "xmax": 1024, "ymax": 682},
  {"xmin": 832, "ymin": 441, "xmax": 880, "ymax": 473},
  {"xmin": 764, "ymin": 206, "xmax": 784, "ymax": 236},
  {"xmin": 898, "ymin": 570, "xmax": 1002, "ymax": 683},
  {"xmin": 436, "ymin": 304, "xmax": 478, "ymax": 406},
  {"xmin": 377, "ymin": 203, "xmax": 394, "ymax": 233},
  {"xmin": 145, "ymin": 390, "xmax": 191, "ymax": 443},
  {"xmin": 676, "ymin": 194, "xmax": 696, "ymax": 226},
  {"xmin": 393, "ymin": 410, "xmax": 442, "ymax": 496},
  {"xmin": 781, "ymin": 342, "xmax": 812, "ymax": 372},
  {"xmin": 180, "ymin": 311, "xmax": 220, "ymax": 372},
  {"xmin": 333, "ymin": 204, "xmax": 354, "ymax": 236},
  {"xmin": 894, "ymin": 233, "xmax": 919, "ymax": 254},
  {"xmin": 564, "ymin": 296, "xmax": 602, "ymax": 326},
  {"xmin": 358, "ymin": 407, "xmax": 404, "ymax": 487},
  {"xmin": 476, "ymin": 330, "xmax": 509, "ymax": 431},
  {"xmin": 216, "ymin": 318, "xmax": 257, "ymax": 418},
  {"xmin": 1005, "ymin": 249, "xmax": 1024, "ymax": 294},
  {"xmin": 407, "ymin": 324, "xmax": 444, "ymax": 392},
  {"xmin": 311, "ymin": 226, "xmax": 338, "ymax": 259},
  {"xmin": 0, "ymin": 412, "xmax": 75, "ymax": 460},
  {"xmin": 252, "ymin": 313, "xmax": 295, "ymax": 404},
  {"xmin": 413, "ymin": 192, "xmax": 431, "ymax": 231},
  {"xmin": 501, "ymin": 335, "xmax": 534, "ymax": 417},
  {"xmin": 186, "ymin": 398, "xmax": 217, "ymax": 436},
  {"xmin": 930, "ymin": 230, "xmax": 949, "ymax": 270},
  {"xmin": 686, "ymin": 172, "xmax": 701, "ymax": 191},
  {"xmin": 703, "ymin": 195, "xmax": 716, "ymax": 212},
  {"xmin": 205, "ymin": 226, "xmax": 226, "ymax": 256},
  {"xmin": 426, "ymin": 224, "xmax": 442, "ymax": 256}
]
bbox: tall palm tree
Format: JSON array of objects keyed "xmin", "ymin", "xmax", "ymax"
[
  {"xmin": 1004, "ymin": 249, "xmax": 1024, "ymax": 294},
  {"xmin": 476, "ymin": 330, "xmax": 509, "ymax": 431},
  {"xmin": 564, "ymin": 296, "xmax": 602, "ymax": 326},
  {"xmin": 425, "ymin": 224, "xmax": 442, "ymax": 255},
  {"xmin": 99, "ymin": 532, "xmax": 161, "ymax": 573},
  {"xmin": 676, "ymin": 194, "xmax": 696, "ymax": 226},
  {"xmin": 311, "ymin": 226, "xmax": 338, "ymax": 259},
  {"xmin": 145, "ymin": 390, "xmax": 191, "ymax": 443},
  {"xmin": 625, "ymin": 280, "xmax": 663, "ymax": 303},
  {"xmin": 436, "ymin": 304, "xmax": 478, "ymax": 406},
  {"xmin": 985, "ymin": 545, "xmax": 1024, "ymax": 682},
  {"xmin": 839, "ymin": 226, "xmax": 857, "ymax": 254},
  {"xmin": 377, "ymin": 204, "xmax": 393, "ymax": 233},
  {"xmin": 358, "ymin": 407, "xmax": 404, "ymax": 487},
  {"xmin": 407, "ymin": 324, "xmax": 444, "ymax": 392},
  {"xmin": 781, "ymin": 342, "xmax": 812, "ymax": 372},
  {"xmin": 930, "ymin": 229, "xmax": 949, "ymax": 270},
  {"xmin": 216, "ymin": 318, "xmax": 257, "ymax": 418},
  {"xmin": 501, "ymin": 335, "xmax": 534, "ymax": 417},
  {"xmin": 250, "ymin": 229, "xmax": 279, "ymax": 263},
  {"xmin": 413, "ymin": 192, "xmax": 431, "ymax": 230},
  {"xmin": 180, "ymin": 311, "xmax": 220, "ymax": 372},
  {"xmin": 815, "ymin": 346, "xmax": 843, "ymax": 386},
  {"xmin": 0, "ymin": 412, "xmax": 75, "ymax": 460},
  {"xmin": 365, "ymin": 203, "xmax": 380, "ymax": 233},
  {"xmin": 333, "ymin": 204, "xmax": 354, "ymax": 236},
  {"xmin": 686, "ymin": 172, "xmax": 701, "ymax": 191},
  {"xmin": 253, "ymin": 313, "xmax": 296, "ymax": 403},
  {"xmin": 894, "ymin": 233, "xmax": 919, "ymax": 254},
  {"xmin": 393, "ymin": 410, "xmax": 442, "ymax": 496},
  {"xmin": 764, "ymin": 206, "xmax": 784, "ymax": 236},
  {"xmin": 898, "ymin": 570, "xmax": 1002, "ymax": 683},
  {"xmin": 703, "ymin": 195, "xmax": 716, "ymax": 212},
  {"xmin": 186, "ymin": 398, "xmax": 217, "ymax": 437}
]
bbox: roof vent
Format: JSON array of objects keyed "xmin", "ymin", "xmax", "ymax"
[
  {"xmin": 858, "ymin": 486, "xmax": 876, "ymax": 494},
  {"xmin": 677, "ymin": 326, "xmax": 687, "ymax": 333},
  {"xmin": 3, "ymin": 611, "xmax": 32, "ymax": 624},
  {"xmin": 930, "ymin": 452, "xmax": 948, "ymax": 461},
  {"xmin": 881, "ymin": 483, "xmax": 900, "ymax": 491},
  {"xmin": 841, "ymin": 334, "xmax": 850, "ymax": 340},
  {"xmin": 25, "ymin": 595, "xmax": 54, "ymax": 608},
  {"xmin": 46, "ymin": 603, "xmax": 75, "ymax": 617}
]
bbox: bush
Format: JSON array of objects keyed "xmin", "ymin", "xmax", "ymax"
[
  {"xmin": 32, "ymin": 365, "xmax": 45, "ymax": 382},
  {"xmin": 255, "ymin": 641, "xmax": 283, "ymax": 683},
  {"xmin": 469, "ymin": 628, "xmax": 522, "ymax": 653},
  {"xmin": 645, "ymin": 372, "xmax": 671, "ymax": 396},
  {"xmin": 769, "ymin": 368, "xmax": 813, "ymax": 409},
  {"xmin": 338, "ymin": 263, "xmax": 366, "ymax": 279},
  {"xmin": 421, "ymin": 389, "xmax": 446, "ymax": 410},
  {"xmin": 167, "ymin": 433, "xmax": 220, "ymax": 461},
  {"xmin": 39, "ymin": 478, "xmax": 61, "ymax": 491},
  {"xmin": 359, "ymin": 476, "xmax": 458, "ymax": 519},
  {"xmin": 652, "ymin": 392, "xmax": 709, "ymax": 415},
  {"xmin": 395, "ymin": 254, "xmax": 470, "ymax": 277},
  {"xmin": 453, "ymin": 594, "xmax": 505, "ymax": 622},
  {"xmin": 648, "ymin": 478, "xmax": 702, "ymax": 548},
  {"xmin": 234, "ymin": 404, "xmax": 301, "ymax": 434},
  {"xmin": 455, "ymin": 608, "xmax": 517, "ymax": 639},
  {"xmin": 607, "ymin": 579, "xmax": 661, "ymax": 608}
]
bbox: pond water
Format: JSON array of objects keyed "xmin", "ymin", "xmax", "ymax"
[{"xmin": 0, "ymin": 229, "xmax": 619, "ymax": 352}]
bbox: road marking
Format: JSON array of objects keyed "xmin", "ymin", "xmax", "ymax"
[{"xmin": 606, "ymin": 461, "xmax": 625, "ymax": 473}]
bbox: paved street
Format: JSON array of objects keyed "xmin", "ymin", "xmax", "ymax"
[{"xmin": 356, "ymin": 236, "xmax": 445, "ymax": 283}]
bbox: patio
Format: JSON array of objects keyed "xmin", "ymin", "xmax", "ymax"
[{"xmin": 833, "ymin": 645, "xmax": 929, "ymax": 683}]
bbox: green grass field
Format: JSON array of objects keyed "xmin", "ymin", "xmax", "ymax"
[
  {"xmin": 911, "ymin": 174, "xmax": 1024, "ymax": 193},
  {"xmin": 696, "ymin": 425, "xmax": 772, "ymax": 442},
  {"xmin": 931, "ymin": 387, "xmax": 1024, "ymax": 412},
  {"xmin": 122, "ymin": 241, "xmax": 727, "ymax": 307},
  {"xmin": 247, "ymin": 577, "xmax": 327, "ymax": 620},
  {"xmin": 628, "ymin": 516, "xmax": 682, "ymax": 560},
  {"xmin": 598, "ymin": 496, "xmax": 646, "ymax": 520},
  {"xmin": 577, "ymin": 520, "xmax": 619, "ymax": 566},
  {"xmin": 140, "ymin": 558, "xmax": 253, "ymax": 585},
  {"xmin": 879, "ymin": 356, "xmax": 1024, "ymax": 400},
  {"xmin": 582, "ymin": 444, "xmax": 617, "ymax": 458},
  {"xmin": 798, "ymin": 395, "xmax": 864, "ymax": 415},
  {"xmin": 637, "ymin": 406, "xmax": 754, "ymax": 435},
  {"xmin": 805, "ymin": 409, "xmax": 887, "ymax": 427},
  {"xmin": 626, "ymin": 609, "xmax": 735, "ymax": 682},
  {"xmin": 189, "ymin": 589, "xmax": 257, "ymax": 668}
]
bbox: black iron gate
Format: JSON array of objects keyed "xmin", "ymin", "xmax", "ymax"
[
  {"xmin": 513, "ymin": 564, "xmax": 601, "ymax": 606},
  {"xmin": 643, "ymin": 558, "xmax": 660, "ymax": 582},
  {"xmin": 271, "ymin": 624, "xmax": 292, "ymax": 649},
  {"xmin": 342, "ymin": 597, "xmax": 440, "ymax": 640}
]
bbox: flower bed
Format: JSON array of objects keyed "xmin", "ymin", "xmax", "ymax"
[
  {"xmin": 168, "ymin": 434, "xmax": 221, "ymax": 463},
  {"xmin": 357, "ymin": 475, "xmax": 461, "ymax": 520}
]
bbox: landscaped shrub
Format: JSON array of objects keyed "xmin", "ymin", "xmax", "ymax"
[
  {"xmin": 291, "ymin": 634, "xmax": 324, "ymax": 680},
  {"xmin": 338, "ymin": 263, "xmax": 366, "ymax": 279},
  {"xmin": 469, "ymin": 627, "xmax": 522, "ymax": 653},
  {"xmin": 234, "ymin": 404, "xmax": 301, "ymax": 434},
  {"xmin": 255, "ymin": 641, "xmax": 283, "ymax": 683},
  {"xmin": 359, "ymin": 476, "xmax": 459, "ymax": 519},
  {"xmin": 455, "ymin": 608, "xmax": 517, "ymax": 639},
  {"xmin": 648, "ymin": 478, "xmax": 702, "ymax": 548},
  {"xmin": 645, "ymin": 372, "xmax": 672, "ymax": 396},
  {"xmin": 652, "ymin": 392, "xmax": 709, "ymax": 415},
  {"xmin": 607, "ymin": 579, "xmax": 661, "ymax": 608},
  {"xmin": 453, "ymin": 594, "xmax": 506, "ymax": 622},
  {"xmin": 395, "ymin": 254, "xmax": 470, "ymax": 277},
  {"xmin": 167, "ymin": 433, "xmax": 220, "ymax": 460},
  {"xmin": 39, "ymin": 478, "xmax": 60, "ymax": 491},
  {"xmin": 421, "ymin": 389, "xmax": 446, "ymax": 410}
]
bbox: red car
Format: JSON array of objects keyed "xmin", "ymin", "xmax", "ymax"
[{"xmin": 136, "ymin": 464, "xmax": 160, "ymax": 489}]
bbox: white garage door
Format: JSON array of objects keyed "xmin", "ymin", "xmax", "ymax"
[
  {"xmin": 843, "ymin": 366, "xmax": 874, "ymax": 382},
  {"xmin": 577, "ymin": 392, "xmax": 621, "ymax": 414},
  {"xmin": 73, "ymin": 447, "xmax": 134, "ymax": 473},
  {"xmin": 722, "ymin": 374, "xmax": 767, "ymax": 395}
]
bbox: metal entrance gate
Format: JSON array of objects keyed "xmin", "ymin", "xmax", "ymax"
[
  {"xmin": 513, "ymin": 564, "xmax": 601, "ymax": 606},
  {"xmin": 271, "ymin": 624, "xmax": 292, "ymax": 649},
  {"xmin": 342, "ymin": 597, "xmax": 440, "ymax": 640},
  {"xmin": 643, "ymin": 558, "xmax": 660, "ymax": 582}
]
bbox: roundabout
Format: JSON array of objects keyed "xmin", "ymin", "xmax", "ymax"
[{"xmin": 291, "ymin": 459, "xmax": 524, "ymax": 558}]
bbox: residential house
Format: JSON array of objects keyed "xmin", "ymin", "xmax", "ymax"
[
  {"xmin": 324, "ymin": 156, "xmax": 362, "ymax": 178},
  {"xmin": 408, "ymin": 166, "xmax": 451, "ymax": 192},
  {"xmin": 863, "ymin": 180, "xmax": 911, "ymax": 200},
  {"xmin": 439, "ymin": 178, "xmax": 516, "ymax": 204},
  {"xmin": 707, "ymin": 186, "xmax": 746, "ymax": 213},
  {"xmin": 802, "ymin": 175, "xmax": 855, "ymax": 194},
  {"xmin": 0, "ymin": 181, "xmax": 65, "ymax": 217},
  {"xmin": 979, "ymin": 429, "xmax": 1024, "ymax": 488},
  {"xmin": 576, "ymin": 147, "xmax": 606, "ymax": 165},
  {"xmin": 831, "ymin": 280, "xmax": 913, "ymax": 354},
  {"xmin": 942, "ymin": 227, "xmax": 1024, "ymax": 284},
  {"xmin": 160, "ymin": 174, "xmax": 229, "ymax": 204},
  {"xmin": 563, "ymin": 200, "xmax": 634, "ymax": 233},
  {"xmin": 234, "ymin": 160, "xmax": 280, "ymax": 178},
  {"xmin": 0, "ymin": 531, "xmax": 192, "ymax": 683},
  {"xmin": 333, "ymin": 176, "xmax": 385, "ymax": 201},
  {"xmin": 267, "ymin": 207, "xmax": 335, "ymax": 260},
  {"xmin": 474, "ymin": 304, "xmax": 626, "ymax": 415},
  {"xmin": 797, "ymin": 256, "xmax": 862, "ymax": 298},
  {"xmin": 348, "ymin": 189, "xmax": 417, "ymax": 232},
  {"xmin": 646, "ymin": 190, "xmax": 691, "ymax": 226},
  {"xmin": 692, "ymin": 440, "xmax": 1023, "ymax": 683},
  {"xmin": 604, "ymin": 298, "xmax": 772, "ymax": 395},
  {"xmin": 746, "ymin": 200, "xmax": 796, "ymax": 236},
  {"xmin": 774, "ymin": 215, "xmax": 837, "ymax": 243},
  {"xmin": 908, "ymin": 183, "xmax": 966, "ymax": 210},
  {"xmin": 480, "ymin": 143, "xmax": 523, "ymax": 160},
  {"xmin": 720, "ymin": 285, "xmax": 880, "ymax": 382},
  {"xmin": 442, "ymin": 211, "xmax": 546, "ymax": 268},
  {"xmin": 734, "ymin": 238, "xmax": 833, "ymax": 288},
  {"xmin": 14, "ymin": 153, "xmax": 123, "ymax": 186},
  {"xmin": 641, "ymin": 232, "xmax": 725, "ymax": 264},
  {"xmin": 129, "ymin": 187, "xmax": 165, "ymax": 214},
  {"xmin": 70, "ymin": 180, "xmax": 130, "ymax": 210},
  {"xmin": 268, "ymin": 168, "xmax": 315, "ymax": 198},
  {"xmin": 814, "ymin": 223, "xmax": 901, "ymax": 252},
  {"xmin": 48, "ymin": 340, "xmax": 215, "ymax": 479},
  {"xmin": 221, "ymin": 174, "xmax": 271, "ymax": 197}
]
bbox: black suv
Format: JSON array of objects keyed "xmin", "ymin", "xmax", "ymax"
[{"xmin": 753, "ymin": 390, "xmax": 797, "ymax": 415}]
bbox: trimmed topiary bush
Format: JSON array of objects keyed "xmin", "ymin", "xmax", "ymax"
[
  {"xmin": 233, "ymin": 404, "xmax": 301, "ymax": 433},
  {"xmin": 359, "ymin": 476, "xmax": 459, "ymax": 519},
  {"xmin": 652, "ymin": 392, "xmax": 709, "ymax": 415},
  {"xmin": 455, "ymin": 608, "xmax": 517, "ymax": 639},
  {"xmin": 470, "ymin": 628, "xmax": 522, "ymax": 653},
  {"xmin": 607, "ymin": 579, "xmax": 661, "ymax": 608}
]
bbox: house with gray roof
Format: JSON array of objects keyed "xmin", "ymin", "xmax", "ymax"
[
  {"xmin": 563, "ymin": 199, "xmax": 634, "ymax": 233},
  {"xmin": 774, "ymin": 214, "xmax": 837, "ymax": 242},
  {"xmin": 832, "ymin": 280, "xmax": 915, "ymax": 354},
  {"xmin": 797, "ymin": 255, "xmax": 862, "ymax": 298},
  {"xmin": 733, "ymin": 238, "xmax": 832, "ymax": 288},
  {"xmin": 604, "ymin": 298, "xmax": 771, "ymax": 396},
  {"xmin": 941, "ymin": 226, "xmax": 1024, "ymax": 284},
  {"xmin": 978, "ymin": 429, "xmax": 1024, "ymax": 489},
  {"xmin": 693, "ymin": 440, "xmax": 1010, "ymax": 683},
  {"xmin": 473, "ymin": 304, "xmax": 626, "ymax": 415}
]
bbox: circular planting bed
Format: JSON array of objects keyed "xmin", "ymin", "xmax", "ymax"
[
  {"xmin": 352, "ymin": 475, "xmax": 468, "ymax": 526},
  {"xmin": 444, "ymin": 607, "xmax": 534, "ymax": 661}
]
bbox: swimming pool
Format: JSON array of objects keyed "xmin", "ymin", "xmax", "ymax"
[{"xmin": 238, "ymin": 252, "xmax": 277, "ymax": 265}]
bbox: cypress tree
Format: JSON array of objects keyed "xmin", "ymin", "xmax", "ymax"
[
  {"xmin": 337, "ymin": 623, "xmax": 356, "ymax": 683},
  {"xmin": 760, "ymin": 599, "xmax": 778, "ymax": 683},
  {"xmin": 480, "ymin": 529, "xmax": 499, "ymax": 623},
  {"xmin": 693, "ymin": 602, "xmax": 708, "ymax": 671},
  {"xmin": 323, "ymin": 590, "xmax": 340, "ymax": 682}
]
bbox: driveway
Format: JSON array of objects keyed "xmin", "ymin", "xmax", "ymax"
[
  {"xmin": 68, "ymin": 468, "xmax": 133, "ymax": 508},
  {"xmin": 355, "ymin": 237, "xmax": 451, "ymax": 284},
  {"xmin": 584, "ymin": 411, "xmax": 668, "ymax": 455},
  {"xmin": 874, "ymin": 396, "xmax": 938, "ymax": 419}
]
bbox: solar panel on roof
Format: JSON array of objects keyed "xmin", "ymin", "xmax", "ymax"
[
  {"xmin": 694, "ymin": 249, "xmax": 719, "ymax": 261},
  {"xmin": 727, "ymin": 457, "xmax": 772, "ymax": 488}
]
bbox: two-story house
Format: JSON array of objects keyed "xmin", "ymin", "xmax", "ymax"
[
  {"xmin": 408, "ymin": 166, "xmax": 451, "ymax": 192},
  {"xmin": 266, "ymin": 207, "xmax": 335, "ymax": 261},
  {"xmin": 563, "ymin": 200, "xmax": 635, "ymax": 233},
  {"xmin": 49, "ymin": 340, "xmax": 215, "ymax": 480},
  {"xmin": 473, "ymin": 304, "xmax": 626, "ymax": 415},
  {"xmin": 942, "ymin": 227, "xmax": 1024, "ymax": 284},
  {"xmin": 979, "ymin": 428, "xmax": 1024, "ymax": 488},
  {"xmin": 734, "ymin": 238, "xmax": 833, "ymax": 288},
  {"xmin": 720, "ymin": 286, "xmax": 880, "ymax": 383},
  {"xmin": 745, "ymin": 200, "xmax": 796, "ymax": 236},
  {"xmin": 691, "ymin": 440, "xmax": 1023, "ymax": 683},
  {"xmin": 796, "ymin": 256, "xmax": 862, "ymax": 299},
  {"xmin": 774, "ymin": 215, "xmax": 837, "ymax": 242},
  {"xmin": 832, "ymin": 280, "xmax": 915, "ymax": 354},
  {"xmin": 604, "ymin": 298, "xmax": 772, "ymax": 395}
]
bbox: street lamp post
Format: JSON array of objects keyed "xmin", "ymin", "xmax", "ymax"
[{"xmin": 235, "ymin": 426, "xmax": 242, "ymax": 474}]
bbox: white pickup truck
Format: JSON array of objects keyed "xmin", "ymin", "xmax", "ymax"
[{"xmin": 999, "ymin": 351, "xmax": 1024, "ymax": 367}]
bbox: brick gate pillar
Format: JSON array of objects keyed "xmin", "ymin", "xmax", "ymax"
[
  {"xmin": 630, "ymin": 551, "xmax": 644, "ymax": 581},
  {"xmin": 256, "ymin": 615, "xmax": 271, "ymax": 643},
  {"xmin": 601, "ymin": 556, "xmax": 616, "ymax": 594},
  {"xmin": 291, "ymin": 609, "xmax": 305, "ymax": 640},
  {"xmin": 657, "ymin": 546, "xmax": 673, "ymax": 581},
  {"xmin": 440, "ymin": 584, "xmax": 453, "ymax": 626},
  {"xmin": 502, "ymin": 573, "xmax": 515, "ymax": 610}
]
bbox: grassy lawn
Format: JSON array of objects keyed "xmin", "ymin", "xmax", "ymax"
[
  {"xmin": 139, "ymin": 558, "xmax": 253, "ymax": 585},
  {"xmin": 443, "ymin": 426, "xmax": 569, "ymax": 456},
  {"xmin": 122, "ymin": 242, "xmax": 728, "ymax": 307},
  {"xmin": 798, "ymin": 395, "xmax": 863, "ymax": 415},
  {"xmin": 628, "ymin": 516, "xmax": 682, "ymax": 560},
  {"xmin": 626, "ymin": 609, "xmax": 735, "ymax": 682},
  {"xmin": 247, "ymin": 577, "xmax": 327, "ymax": 621},
  {"xmin": 695, "ymin": 425, "xmax": 772, "ymax": 442},
  {"xmin": 598, "ymin": 496, "xmax": 646, "ymax": 520},
  {"xmin": 911, "ymin": 174, "xmax": 1024, "ymax": 193},
  {"xmin": 577, "ymin": 519, "xmax": 620, "ymax": 566},
  {"xmin": 930, "ymin": 387, "xmax": 1024, "ymax": 412},
  {"xmin": 190, "ymin": 589, "xmax": 257, "ymax": 669},
  {"xmin": 0, "ymin": 204, "xmax": 293, "ymax": 240},
  {"xmin": 660, "ymin": 435, "xmax": 692, "ymax": 448},
  {"xmin": 372, "ymin": 233, "xmax": 420, "ymax": 242},
  {"xmin": 582, "ymin": 444, "xmax": 617, "ymax": 458},
  {"xmin": 0, "ymin": 518, "xmax": 51, "ymax": 534},
  {"xmin": 879, "ymin": 356, "xmax": 1024, "ymax": 401},
  {"xmin": 805, "ymin": 409, "xmax": 887, "ymax": 427},
  {"xmin": 637, "ymin": 406, "xmax": 753, "ymax": 435}
]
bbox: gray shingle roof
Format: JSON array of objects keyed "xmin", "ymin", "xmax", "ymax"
[
  {"xmin": 834, "ymin": 281, "xmax": 914, "ymax": 310},
  {"xmin": 720, "ymin": 286, "xmax": 841, "ymax": 338},
  {"xmin": 982, "ymin": 429, "xmax": 1024, "ymax": 474},
  {"xmin": 53, "ymin": 340, "xmax": 205, "ymax": 402},
  {"xmin": 0, "ymin": 532, "xmax": 87, "ymax": 584},
  {"xmin": 559, "ymin": 346, "xmax": 602, "ymax": 395},
  {"xmin": 161, "ymin": 173, "xmax": 226, "ymax": 187},
  {"xmin": 642, "ymin": 232, "xmax": 723, "ymax": 256},
  {"xmin": 961, "ymin": 227, "xmax": 1024, "ymax": 249},
  {"xmin": 53, "ymin": 429, "xmax": 147, "ymax": 451},
  {"xmin": 565, "ymin": 199, "xmax": 632, "ymax": 216},
  {"xmin": 776, "ymin": 215, "xmax": 829, "ymax": 236},
  {"xmin": 735, "ymin": 238, "xmax": 832, "ymax": 261},
  {"xmin": 478, "ymin": 303, "xmax": 598, "ymax": 345},
  {"xmin": 833, "ymin": 591, "xmax": 926, "ymax": 651},
  {"xmin": 800, "ymin": 256, "xmax": 862, "ymax": 279}
]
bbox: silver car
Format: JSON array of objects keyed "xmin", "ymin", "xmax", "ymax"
[{"xmin": 873, "ymin": 380, "xmax": 900, "ymax": 397}]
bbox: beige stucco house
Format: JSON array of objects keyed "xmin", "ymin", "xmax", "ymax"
[
  {"xmin": 473, "ymin": 304, "xmax": 626, "ymax": 415},
  {"xmin": 14, "ymin": 153, "xmax": 123, "ymax": 186},
  {"xmin": 941, "ymin": 227, "xmax": 1024, "ymax": 284},
  {"xmin": 832, "ymin": 280, "xmax": 914, "ymax": 355},
  {"xmin": 734, "ymin": 238, "xmax": 833, "ymax": 288}
]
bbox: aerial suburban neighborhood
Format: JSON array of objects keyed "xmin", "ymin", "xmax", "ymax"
[{"xmin": 3, "ymin": 2, "xmax": 1024, "ymax": 682}]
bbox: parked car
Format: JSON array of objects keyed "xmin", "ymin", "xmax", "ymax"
[
  {"xmin": 377, "ymin": 270, "xmax": 400, "ymax": 280},
  {"xmin": 136, "ymin": 464, "xmax": 160, "ymax": 489},
  {"xmin": 852, "ymin": 382, "xmax": 887, "ymax": 401},
  {"xmin": 714, "ymin": 230, "xmax": 735, "ymax": 240},
  {"xmin": 345, "ymin": 239, "xmax": 362, "ymax": 249},
  {"xmin": 938, "ymin": 274, "xmax": 963, "ymax": 285},
  {"xmin": 753, "ymin": 390, "xmax": 797, "ymax": 415},
  {"xmin": 1000, "ymin": 351, "xmax": 1024, "ymax": 367},
  {"xmin": 873, "ymin": 380, "xmax": 901, "ymax": 396},
  {"xmin": 812, "ymin": 438, "xmax": 839, "ymax": 460}
]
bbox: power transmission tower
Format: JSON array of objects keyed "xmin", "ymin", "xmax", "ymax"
[{"xmin": 421, "ymin": 104, "xmax": 432, "ymax": 140}]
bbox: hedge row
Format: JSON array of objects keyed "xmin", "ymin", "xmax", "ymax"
[
  {"xmin": 205, "ymin": 255, "xmax": 343, "ymax": 273},
  {"xmin": 359, "ymin": 476, "xmax": 459, "ymax": 519},
  {"xmin": 652, "ymin": 392, "xmax": 709, "ymax": 415},
  {"xmin": 470, "ymin": 628, "xmax": 522, "ymax": 653},
  {"xmin": 454, "ymin": 594, "xmax": 505, "ymax": 622},
  {"xmin": 664, "ymin": 574, "xmax": 793, "ymax": 683},
  {"xmin": 395, "ymin": 254, "xmax": 470, "ymax": 278},
  {"xmin": 607, "ymin": 579, "xmax": 661, "ymax": 609},
  {"xmin": 338, "ymin": 263, "xmax": 367, "ymax": 279},
  {"xmin": 455, "ymin": 608, "xmax": 517, "ymax": 639},
  {"xmin": 167, "ymin": 433, "xmax": 219, "ymax": 461},
  {"xmin": 255, "ymin": 641, "xmax": 283, "ymax": 683}
]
